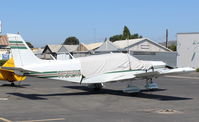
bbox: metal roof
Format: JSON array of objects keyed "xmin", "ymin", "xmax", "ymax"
[
  {"xmin": 0, "ymin": 35, "xmax": 9, "ymax": 46},
  {"xmin": 45, "ymin": 44, "xmax": 78, "ymax": 53},
  {"xmin": 62, "ymin": 45, "xmax": 78, "ymax": 52},
  {"xmin": 113, "ymin": 38, "xmax": 145, "ymax": 49},
  {"xmin": 47, "ymin": 45, "xmax": 62, "ymax": 52},
  {"xmin": 85, "ymin": 42, "xmax": 103, "ymax": 50},
  {"xmin": 113, "ymin": 38, "xmax": 172, "ymax": 52},
  {"xmin": 177, "ymin": 32, "xmax": 199, "ymax": 35}
]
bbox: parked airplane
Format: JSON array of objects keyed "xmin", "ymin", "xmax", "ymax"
[
  {"xmin": 3, "ymin": 34, "xmax": 195, "ymax": 92},
  {"xmin": 0, "ymin": 58, "xmax": 26, "ymax": 85}
]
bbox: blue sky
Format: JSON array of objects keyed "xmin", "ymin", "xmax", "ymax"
[{"xmin": 0, "ymin": 0, "xmax": 199, "ymax": 47}]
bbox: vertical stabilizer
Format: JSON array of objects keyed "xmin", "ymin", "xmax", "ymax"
[
  {"xmin": 7, "ymin": 34, "xmax": 42, "ymax": 67},
  {"xmin": 2, "ymin": 58, "xmax": 15, "ymax": 67}
]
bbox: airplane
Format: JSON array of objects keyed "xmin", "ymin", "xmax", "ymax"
[
  {"xmin": 2, "ymin": 33, "xmax": 195, "ymax": 93},
  {"xmin": 0, "ymin": 58, "xmax": 26, "ymax": 86}
]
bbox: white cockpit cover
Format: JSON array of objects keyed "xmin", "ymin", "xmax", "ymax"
[{"xmin": 78, "ymin": 53, "xmax": 152, "ymax": 77}]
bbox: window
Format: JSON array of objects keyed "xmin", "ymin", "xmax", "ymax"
[{"xmin": 140, "ymin": 45, "xmax": 150, "ymax": 49}]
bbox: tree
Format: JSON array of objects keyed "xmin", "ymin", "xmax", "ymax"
[
  {"xmin": 130, "ymin": 33, "xmax": 142, "ymax": 39},
  {"xmin": 63, "ymin": 36, "xmax": 80, "ymax": 45},
  {"xmin": 168, "ymin": 44, "xmax": 176, "ymax": 51},
  {"xmin": 109, "ymin": 35, "xmax": 123, "ymax": 42},
  {"xmin": 122, "ymin": 26, "xmax": 131, "ymax": 40},
  {"xmin": 109, "ymin": 26, "xmax": 142, "ymax": 42},
  {"xmin": 26, "ymin": 42, "xmax": 34, "ymax": 48}
]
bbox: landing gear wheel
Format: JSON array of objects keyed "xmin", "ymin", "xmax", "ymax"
[
  {"xmin": 88, "ymin": 83, "xmax": 104, "ymax": 91},
  {"xmin": 11, "ymin": 82, "xmax": 15, "ymax": 87},
  {"xmin": 145, "ymin": 78, "xmax": 158, "ymax": 90}
]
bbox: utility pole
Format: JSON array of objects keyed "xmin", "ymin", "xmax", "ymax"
[
  {"xmin": 166, "ymin": 29, "xmax": 168, "ymax": 48},
  {"xmin": 0, "ymin": 20, "xmax": 2, "ymax": 34}
]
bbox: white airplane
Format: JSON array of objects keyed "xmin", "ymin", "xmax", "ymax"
[{"xmin": 3, "ymin": 33, "xmax": 195, "ymax": 93}]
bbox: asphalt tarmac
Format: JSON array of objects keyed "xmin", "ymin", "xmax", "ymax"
[{"xmin": 0, "ymin": 72, "xmax": 199, "ymax": 122}]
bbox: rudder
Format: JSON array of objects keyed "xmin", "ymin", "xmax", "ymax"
[{"xmin": 7, "ymin": 34, "xmax": 42, "ymax": 67}]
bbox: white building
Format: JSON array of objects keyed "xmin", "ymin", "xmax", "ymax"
[
  {"xmin": 42, "ymin": 44, "xmax": 78, "ymax": 60},
  {"xmin": 96, "ymin": 38, "xmax": 172, "ymax": 53},
  {"xmin": 177, "ymin": 32, "xmax": 199, "ymax": 68},
  {"xmin": 95, "ymin": 38, "xmax": 176, "ymax": 67}
]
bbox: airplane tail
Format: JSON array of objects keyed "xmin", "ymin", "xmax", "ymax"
[
  {"xmin": 7, "ymin": 34, "xmax": 42, "ymax": 67},
  {"xmin": 2, "ymin": 58, "xmax": 15, "ymax": 67}
]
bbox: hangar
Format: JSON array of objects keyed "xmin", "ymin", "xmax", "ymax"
[
  {"xmin": 95, "ymin": 38, "xmax": 176, "ymax": 67},
  {"xmin": 177, "ymin": 32, "xmax": 199, "ymax": 68}
]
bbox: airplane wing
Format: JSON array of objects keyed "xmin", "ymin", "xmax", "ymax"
[
  {"xmin": 157, "ymin": 67, "xmax": 195, "ymax": 75},
  {"xmin": 134, "ymin": 67, "xmax": 195, "ymax": 79},
  {"xmin": 82, "ymin": 67, "xmax": 195, "ymax": 84},
  {"xmin": 82, "ymin": 71, "xmax": 136, "ymax": 84}
]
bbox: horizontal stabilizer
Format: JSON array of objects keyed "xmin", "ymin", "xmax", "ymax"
[{"xmin": 1, "ymin": 66, "xmax": 33, "ymax": 76}]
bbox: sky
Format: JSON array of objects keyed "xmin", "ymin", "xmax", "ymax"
[{"xmin": 0, "ymin": 0, "xmax": 199, "ymax": 47}]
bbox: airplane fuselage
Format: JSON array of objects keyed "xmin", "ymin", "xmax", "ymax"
[{"xmin": 23, "ymin": 58, "xmax": 82, "ymax": 83}]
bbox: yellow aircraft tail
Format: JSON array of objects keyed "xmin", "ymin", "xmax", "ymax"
[
  {"xmin": 2, "ymin": 58, "xmax": 15, "ymax": 67},
  {"xmin": 0, "ymin": 58, "xmax": 26, "ymax": 82}
]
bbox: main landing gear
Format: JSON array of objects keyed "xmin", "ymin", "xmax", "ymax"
[
  {"xmin": 11, "ymin": 82, "xmax": 16, "ymax": 86},
  {"xmin": 123, "ymin": 78, "xmax": 159, "ymax": 93},
  {"xmin": 88, "ymin": 83, "xmax": 104, "ymax": 91},
  {"xmin": 145, "ymin": 78, "xmax": 158, "ymax": 90},
  {"xmin": 123, "ymin": 85, "xmax": 141, "ymax": 93}
]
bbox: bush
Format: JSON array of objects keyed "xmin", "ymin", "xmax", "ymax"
[
  {"xmin": 196, "ymin": 68, "xmax": 199, "ymax": 72},
  {"xmin": 0, "ymin": 60, "xmax": 7, "ymax": 66}
]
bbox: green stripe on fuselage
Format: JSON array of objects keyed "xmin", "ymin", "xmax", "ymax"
[
  {"xmin": 10, "ymin": 46, "xmax": 27, "ymax": 49},
  {"xmin": 28, "ymin": 71, "xmax": 58, "ymax": 75},
  {"xmin": 9, "ymin": 41, "xmax": 23, "ymax": 43},
  {"xmin": 105, "ymin": 69, "xmax": 143, "ymax": 74},
  {"xmin": 37, "ymin": 75, "xmax": 59, "ymax": 78},
  {"xmin": 26, "ymin": 70, "xmax": 81, "ymax": 78}
]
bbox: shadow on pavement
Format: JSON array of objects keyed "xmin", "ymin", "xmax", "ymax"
[
  {"xmin": 7, "ymin": 85, "xmax": 192, "ymax": 101},
  {"xmin": 0, "ymin": 83, "xmax": 30, "ymax": 88}
]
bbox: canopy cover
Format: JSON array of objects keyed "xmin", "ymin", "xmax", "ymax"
[{"xmin": 78, "ymin": 53, "xmax": 153, "ymax": 77}]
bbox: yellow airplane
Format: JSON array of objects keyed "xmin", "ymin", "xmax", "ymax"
[{"xmin": 0, "ymin": 58, "xmax": 26, "ymax": 86}]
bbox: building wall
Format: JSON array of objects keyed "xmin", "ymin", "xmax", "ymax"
[
  {"xmin": 59, "ymin": 46, "xmax": 68, "ymax": 53},
  {"xmin": 57, "ymin": 53, "xmax": 70, "ymax": 60},
  {"xmin": 76, "ymin": 44, "xmax": 88, "ymax": 52},
  {"xmin": 128, "ymin": 41, "xmax": 168, "ymax": 52},
  {"xmin": 131, "ymin": 51, "xmax": 177, "ymax": 67},
  {"xmin": 177, "ymin": 33, "xmax": 199, "ymax": 68},
  {"xmin": 95, "ymin": 41, "xmax": 119, "ymax": 52}
]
